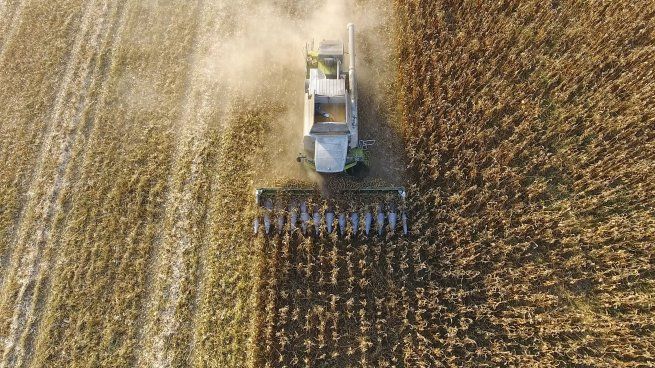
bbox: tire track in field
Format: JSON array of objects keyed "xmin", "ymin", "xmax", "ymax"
[
  {"xmin": 0, "ymin": 1, "xmax": 116, "ymax": 366},
  {"xmin": 0, "ymin": 0, "xmax": 28, "ymax": 65},
  {"xmin": 6, "ymin": 2, "xmax": 131, "ymax": 367},
  {"xmin": 0, "ymin": 0, "xmax": 93, "ymax": 326},
  {"xmin": 142, "ymin": 135, "xmax": 209, "ymax": 368},
  {"xmin": 0, "ymin": 0, "xmax": 88, "ymax": 291},
  {"xmin": 0, "ymin": 1, "xmax": 89, "ymax": 279},
  {"xmin": 135, "ymin": 0, "xmax": 204, "ymax": 363},
  {"xmin": 135, "ymin": 1, "xmax": 237, "ymax": 365},
  {"xmin": 27, "ymin": 0, "xmax": 135, "ymax": 359},
  {"xmin": 0, "ymin": 0, "xmax": 85, "ymax": 294},
  {"xmin": 61, "ymin": 3, "xmax": 203, "ymax": 366}
]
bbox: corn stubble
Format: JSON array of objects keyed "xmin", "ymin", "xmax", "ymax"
[{"xmin": 254, "ymin": 1, "xmax": 655, "ymax": 367}]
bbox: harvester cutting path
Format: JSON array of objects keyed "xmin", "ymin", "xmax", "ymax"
[{"xmin": 254, "ymin": 24, "xmax": 408, "ymax": 237}]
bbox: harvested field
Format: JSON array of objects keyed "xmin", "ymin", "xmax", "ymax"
[{"xmin": 0, "ymin": 0, "xmax": 653, "ymax": 367}]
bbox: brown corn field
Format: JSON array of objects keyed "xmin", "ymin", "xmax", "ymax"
[{"xmin": 0, "ymin": 0, "xmax": 653, "ymax": 367}]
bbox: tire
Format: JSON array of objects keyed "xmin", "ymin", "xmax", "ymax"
[{"xmin": 345, "ymin": 161, "xmax": 369, "ymax": 178}]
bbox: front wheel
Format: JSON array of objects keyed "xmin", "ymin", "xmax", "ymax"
[{"xmin": 345, "ymin": 161, "xmax": 369, "ymax": 178}]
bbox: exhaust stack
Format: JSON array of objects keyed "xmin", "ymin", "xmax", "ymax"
[{"xmin": 347, "ymin": 23, "xmax": 356, "ymax": 101}]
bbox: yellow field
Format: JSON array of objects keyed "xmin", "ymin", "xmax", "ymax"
[{"xmin": 0, "ymin": 0, "xmax": 653, "ymax": 367}]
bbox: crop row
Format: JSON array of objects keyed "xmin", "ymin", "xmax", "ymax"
[
  {"xmin": 255, "ymin": 235, "xmax": 432, "ymax": 368},
  {"xmin": 0, "ymin": 0, "xmax": 86, "ymax": 281},
  {"xmin": 394, "ymin": 0, "xmax": 655, "ymax": 365},
  {"xmin": 20, "ymin": 2, "xmax": 200, "ymax": 367},
  {"xmin": 0, "ymin": 1, "xmax": 100, "ymax": 366}
]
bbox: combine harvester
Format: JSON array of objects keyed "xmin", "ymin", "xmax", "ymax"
[{"xmin": 254, "ymin": 24, "xmax": 408, "ymax": 237}]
